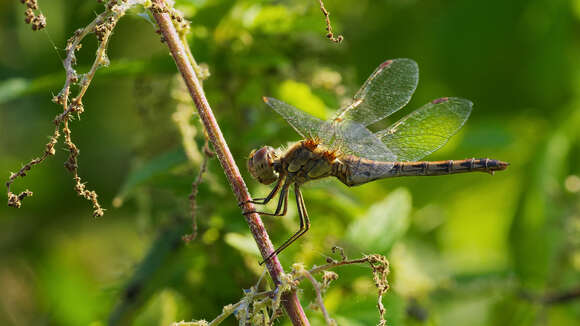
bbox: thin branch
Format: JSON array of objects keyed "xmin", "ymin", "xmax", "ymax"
[
  {"xmin": 174, "ymin": 290, "xmax": 277, "ymax": 326},
  {"xmin": 521, "ymin": 286, "xmax": 580, "ymax": 305},
  {"xmin": 543, "ymin": 287, "xmax": 580, "ymax": 304},
  {"xmin": 149, "ymin": 1, "xmax": 309, "ymax": 325},
  {"xmin": 298, "ymin": 247, "xmax": 369, "ymax": 278},
  {"xmin": 301, "ymin": 268, "xmax": 336, "ymax": 325},
  {"xmin": 183, "ymin": 140, "xmax": 213, "ymax": 242},
  {"xmin": 318, "ymin": 0, "xmax": 343, "ymax": 43},
  {"xmin": 293, "ymin": 248, "xmax": 391, "ymax": 326},
  {"xmin": 6, "ymin": 1, "xmax": 145, "ymax": 215}
]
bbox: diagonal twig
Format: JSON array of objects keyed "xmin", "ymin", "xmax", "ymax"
[{"xmin": 149, "ymin": 1, "xmax": 310, "ymax": 325}]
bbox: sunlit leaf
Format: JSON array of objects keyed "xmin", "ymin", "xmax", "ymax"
[
  {"xmin": 277, "ymin": 80, "xmax": 328, "ymax": 119},
  {"xmin": 0, "ymin": 78, "xmax": 30, "ymax": 103},
  {"xmin": 224, "ymin": 232, "xmax": 259, "ymax": 255},
  {"xmin": 346, "ymin": 188, "xmax": 412, "ymax": 253},
  {"xmin": 439, "ymin": 177, "xmax": 518, "ymax": 274},
  {"xmin": 251, "ymin": 5, "xmax": 294, "ymax": 34}
]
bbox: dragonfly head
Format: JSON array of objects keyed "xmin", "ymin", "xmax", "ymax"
[{"xmin": 248, "ymin": 146, "xmax": 279, "ymax": 185}]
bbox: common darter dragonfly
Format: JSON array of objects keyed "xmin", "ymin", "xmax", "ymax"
[{"xmin": 245, "ymin": 59, "xmax": 508, "ymax": 263}]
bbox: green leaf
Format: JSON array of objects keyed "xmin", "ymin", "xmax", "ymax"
[
  {"xmin": 346, "ymin": 188, "xmax": 412, "ymax": 253},
  {"xmin": 0, "ymin": 58, "xmax": 175, "ymax": 104},
  {"xmin": 333, "ymin": 291, "xmax": 406, "ymax": 326},
  {"xmin": 0, "ymin": 78, "xmax": 30, "ymax": 103},
  {"xmin": 113, "ymin": 148, "xmax": 188, "ymax": 207},
  {"xmin": 224, "ymin": 232, "xmax": 260, "ymax": 255},
  {"xmin": 277, "ymin": 80, "xmax": 328, "ymax": 120},
  {"xmin": 251, "ymin": 5, "xmax": 294, "ymax": 34}
]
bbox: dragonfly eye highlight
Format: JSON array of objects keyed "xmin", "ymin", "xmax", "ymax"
[{"xmin": 247, "ymin": 146, "xmax": 278, "ymax": 185}]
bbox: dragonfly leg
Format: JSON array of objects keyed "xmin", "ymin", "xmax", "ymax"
[
  {"xmin": 260, "ymin": 184, "xmax": 310, "ymax": 265},
  {"xmin": 242, "ymin": 179, "xmax": 290, "ymax": 217},
  {"xmin": 238, "ymin": 176, "xmax": 285, "ymax": 208}
]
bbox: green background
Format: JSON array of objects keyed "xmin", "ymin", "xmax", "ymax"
[{"xmin": 1, "ymin": 0, "xmax": 579, "ymax": 325}]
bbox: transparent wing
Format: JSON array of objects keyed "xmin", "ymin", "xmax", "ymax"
[
  {"xmin": 333, "ymin": 58, "xmax": 419, "ymax": 126},
  {"xmin": 262, "ymin": 97, "xmax": 326, "ymax": 139},
  {"xmin": 262, "ymin": 97, "xmax": 396, "ymax": 161},
  {"xmin": 375, "ymin": 97, "xmax": 473, "ymax": 161},
  {"xmin": 319, "ymin": 121, "xmax": 397, "ymax": 161}
]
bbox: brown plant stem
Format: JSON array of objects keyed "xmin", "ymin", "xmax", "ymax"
[
  {"xmin": 293, "ymin": 249, "xmax": 390, "ymax": 325},
  {"xmin": 183, "ymin": 140, "xmax": 213, "ymax": 243},
  {"xmin": 521, "ymin": 286, "xmax": 580, "ymax": 305},
  {"xmin": 318, "ymin": 0, "xmax": 343, "ymax": 43},
  {"xmin": 301, "ymin": 269, "xmax": 335, "ymax": 325},
  {"xmin": 149, "ymin": 1, "xmax": 309, "ymax": 325}
]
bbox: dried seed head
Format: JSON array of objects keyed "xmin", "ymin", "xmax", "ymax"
[{"xmin": 31, "ymin": 14, "xmax": 46, "ymax": 31}]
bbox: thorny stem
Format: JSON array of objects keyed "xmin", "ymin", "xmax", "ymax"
[
  {"xmin": 54, "ymin": 1, "xmax": 140, "ymax": 217},
  {"xmin": 6, "ymin": 1, "xmax": 143, "ymax": 215},
  {"xmin": 150, "ymin": 1, "xmax": 310, "ymax": 325}
]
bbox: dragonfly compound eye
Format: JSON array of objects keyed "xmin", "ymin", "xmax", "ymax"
[{"xmin": 247, "ymin": 146, "xmax": 278, "ymax": 185}]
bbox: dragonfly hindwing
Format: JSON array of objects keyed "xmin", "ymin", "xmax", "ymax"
[{"xmin": 376, "ymin": 97, "xmax": 473, "ymax": 161}]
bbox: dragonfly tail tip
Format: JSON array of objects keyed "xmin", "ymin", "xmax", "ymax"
[{"xmin": 499, "ymin": 160, "xmax": 510, "ymax": 170}]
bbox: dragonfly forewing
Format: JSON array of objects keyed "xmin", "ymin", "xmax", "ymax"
[
  {"xmin": 375, "ymin": 97, "xmax": 473, "ymax": 161},
  {"xmin": 332, "ymin": 58, "xmax": 419, "ymax": 126},
  {"xmin": 263, "ymin": 97, "xmax": 326, "ymax": 139},
  {"xmin": 331, "ymin": 120, "xmax": 397, "ymax": 161}
]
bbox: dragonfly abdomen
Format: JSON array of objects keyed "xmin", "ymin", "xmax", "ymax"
[
  {"xmin": 335, "ymin": 157, "xmax": 509, "ymax": 187},
  {"xmin": 394, "ymin": 158, "xmax": 509, "ymax": 177}
]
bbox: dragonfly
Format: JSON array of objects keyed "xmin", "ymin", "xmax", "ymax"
[{"xmin": 245, "ymin": 58, "xmax": 508, "ymax": 264}]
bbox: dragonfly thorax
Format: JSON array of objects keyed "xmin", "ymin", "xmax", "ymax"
[{"xmin": 248, "ymin": 146, "xmax": 280, "ymax": 185}]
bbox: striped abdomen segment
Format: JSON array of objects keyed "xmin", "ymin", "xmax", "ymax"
[
  {"xmin": 334, "ymin": 157, "xmax": 509, "ymax": 187},
  {"xmin": 391, "ymin": 158, "xmax": 509, "ymax": 177}
]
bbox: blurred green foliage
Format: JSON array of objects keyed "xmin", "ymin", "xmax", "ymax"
[{"xmin": 1, "ymin": 0, "xmax": 580, "ymax": 325}]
